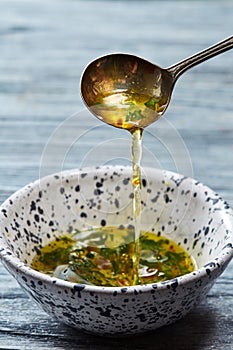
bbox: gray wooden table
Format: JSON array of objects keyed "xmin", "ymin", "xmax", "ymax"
[{"xmin": 0, "ymin": 0, "xmax": 233, "ymax": 349}]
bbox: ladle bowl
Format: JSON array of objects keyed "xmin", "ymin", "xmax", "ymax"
[{"xmin": 81, "ymin": 36, "xmax": 233, "ymax": 131}]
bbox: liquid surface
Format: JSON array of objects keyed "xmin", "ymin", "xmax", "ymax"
[
  {"xmin": 90, "ymin": 92, "xmax": 162, "ymax": 131},
  {"xmin": 31, "ymin": 227, "xmax": 196, "ymax": 287}
]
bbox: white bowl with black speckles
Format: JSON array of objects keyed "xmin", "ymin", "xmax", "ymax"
[{"xmin": 0, "ymin": 166, "xmax": 233, "ymax": 336}]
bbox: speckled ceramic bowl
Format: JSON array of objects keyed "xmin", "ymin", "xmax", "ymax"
[{"xmin": 0, "ymin": 166, "xmax": 233, "ymax": 335}]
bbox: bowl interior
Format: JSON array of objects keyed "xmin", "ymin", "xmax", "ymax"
[{"xmin": 1, "ymin": 166, "xmax": 233, "ymax": 271}]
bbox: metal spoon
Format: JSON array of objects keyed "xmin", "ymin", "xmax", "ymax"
[{"xmin": 81, "ymin": 36, "xmax": 233, "ymax": 132}]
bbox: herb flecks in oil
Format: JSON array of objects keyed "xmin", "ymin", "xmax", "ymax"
[{"xmin": 31, "ymin": 227, "xmax": 195, "ymax": 287}]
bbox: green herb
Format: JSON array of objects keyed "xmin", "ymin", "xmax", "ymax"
[
  {"xmin": 31, "ymin": 227, "xmax": 195, "ymax": 287},
  {"xmin": 145, "ymin": 97, "xmax": 159, "ymax": 109},
  {"xmin": 125, "ymin": 109, "xmax": 145, "ymax": 122}
]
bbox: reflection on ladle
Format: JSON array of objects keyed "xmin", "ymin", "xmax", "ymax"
[{"xmin": 81, "ymin": 36, "xmax": 233, "ymax": 132}]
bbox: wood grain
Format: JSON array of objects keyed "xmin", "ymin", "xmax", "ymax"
[{"xmin": 0, "ymin": 0, "xmax": 233, "ymax": 349}]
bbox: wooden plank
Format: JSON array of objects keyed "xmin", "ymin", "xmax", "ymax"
[{"xmin": 0, "ymin": 0, "xmax": 233, "ymax": 348}]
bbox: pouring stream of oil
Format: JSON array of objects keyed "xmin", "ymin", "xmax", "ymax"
[{"xmin": 131, "ymin": 128, "xmax": 143, "ymax": 284}]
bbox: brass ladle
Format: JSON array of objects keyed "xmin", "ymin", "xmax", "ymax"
[{"xmin": 81, "ymin": 36, "xmax": 233, "ymax": 132}]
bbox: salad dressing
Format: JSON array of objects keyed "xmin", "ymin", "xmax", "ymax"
[{"xmin": 31, "ymin": 227, "xmax": 195, "ymax": 287}]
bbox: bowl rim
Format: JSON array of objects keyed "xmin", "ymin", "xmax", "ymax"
[{"xmin": 0, "ymin": 166, "xmax": 233, "ymax": 295}]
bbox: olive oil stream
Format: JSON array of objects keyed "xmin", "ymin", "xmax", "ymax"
[{"xmin": 128, "ymin": 128, "xmax": 141, "ymax": 283}]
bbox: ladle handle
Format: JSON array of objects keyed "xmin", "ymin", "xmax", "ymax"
[{"xmin": 167, "ymin": 36, "xmax": 233, "ymax": 81}]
